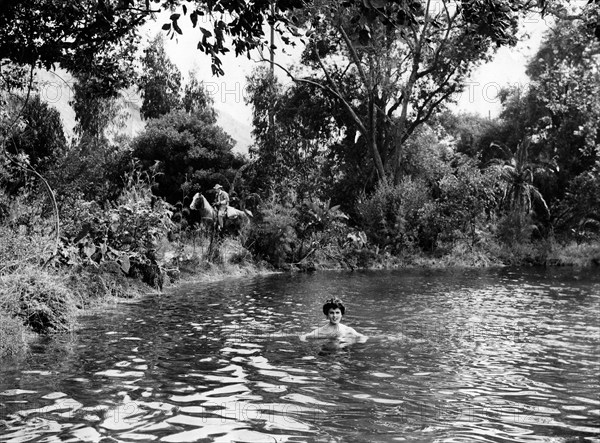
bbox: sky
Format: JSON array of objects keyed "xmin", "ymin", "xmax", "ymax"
[
  {"xmin": 451, "ymin": 14, "xmax": 552, "ymax": 117},
  {"xmin": 141, "ymin": 7, "xmax": 554, "ymax": 151}
]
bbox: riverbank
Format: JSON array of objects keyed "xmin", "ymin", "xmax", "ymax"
[
  {"xmin": 0, "ymin": 237, "xmax": 279, "ymax": 358},
  {"xmin": 1, "ymin": 237, "xmax": 598, "ymax": 358},
  {"xmin": 287, "ymin": 238, "xmax": 600, "ymax": 271}
]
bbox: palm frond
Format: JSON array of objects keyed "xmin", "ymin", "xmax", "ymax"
[{"xmin": 488, "ymin": 141, "xmax": 513, "ymax": 160}]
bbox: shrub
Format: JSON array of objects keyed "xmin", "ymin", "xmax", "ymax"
[
  {"xmin": 53, "ymin": 168, "xmax": 174, "ymax": 289},
  {"xmin": 0, "ymin": 267, "xmax": 78, "ymax": 334},
  {"xmin": 342, "ymin": 244, "xmax": 380, "ymax": 269},
  {"xmin": 5, "ymin": 94, "xmax": 67, "ymax": 174},
  {"xmin": 358, "ymin": 158, "xmax": 498, "ymax": 255},
  {"xmin": 131, "ymin": 108, "xmax": 242, "ymax": 205},
  {"xmin": 357, "ymin": 178, "xmax": 431, "ymax": 253},
  {"xmin": 433, "ymin": 157, "xmax": 498, "ymax": 248},
  {"xmin": 0, "ymin": 226, "xmax": 52, "ymax": 274},
  {"xmin": 497, "ymin": 212, "xmax": 537, "ymax": 246},
  {"xmin": 0, "ymin": 185, "xmax": 57, "ymax": 239},
  {"xmin": 246, "ymin": 193, "xmax": 352, "ymax": 268},
  {"xmin": 0, "ymin": 312, "xmax": 30, "ymax": 357},
  {"xmin": 247, "ymin": 198, "xmax": 298, "ymax": 267},
  {"xmin": 552, "ymin": 164, "xmax": 600, "ymax": 242},
  {"xmin": 47, "ymin": 139, "xmax": 132, "ymax": 203}
]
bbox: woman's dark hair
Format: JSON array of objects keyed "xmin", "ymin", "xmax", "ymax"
[{"xmin": 322, "ymin": 298, "xmax": 345, "ymax": 316}]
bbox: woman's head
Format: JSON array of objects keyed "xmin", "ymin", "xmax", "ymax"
[{"xmin": 322, "ymin": 298, "xmax": 346, "ymax": 316}]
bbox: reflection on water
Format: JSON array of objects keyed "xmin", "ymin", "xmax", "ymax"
[{"xmin": 1, "ymin": 268, "xmax": 599, "ymax": 442}]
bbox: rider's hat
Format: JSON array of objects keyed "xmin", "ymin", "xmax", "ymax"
[{"xmin": 213, "ymin": 184, "xmax": 223, "ymax": 189}]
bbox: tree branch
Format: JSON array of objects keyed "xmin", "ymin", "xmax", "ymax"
[
  {"xmin": 407, "ymin": 70, "xmax": 459, "ymax": 141},
  {"xmin": 337, "ymin": 22, "xmax": 372, "ymax": 91},
  {"xmin": 416, "ymin": 3, "xmax": 457, "ymax": 79},
  {"xmin": 256, "ymin": 56, "xmax": 368, "ymax": 136}
]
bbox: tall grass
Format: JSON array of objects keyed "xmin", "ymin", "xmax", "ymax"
[
  {"xmin": 546, "ymin": 241, "xmax": 600, "ymax": 267},
  {"xmin": 0, "ymin": 266, "xmax": 78, "ymax": 334},
  {"xmin": 0, "ymin": 313, "xmax": 30, "ymax": 356},
  {"xmin": 0, "ymin": 227, "xmax": 52, "ymax": 275}
]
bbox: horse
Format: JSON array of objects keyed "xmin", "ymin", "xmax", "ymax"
[{"xmin": 189, "ymin": 192, "xmax": 251, "ymax": 235}]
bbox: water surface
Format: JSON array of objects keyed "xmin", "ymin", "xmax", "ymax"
[{"xmin": 1, "ymin": 267, "xmax": 599, "ymax": 442}]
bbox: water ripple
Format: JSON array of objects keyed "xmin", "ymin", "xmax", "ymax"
[{"xmin": 1, "ymin": 268, "xmax": 599, "ymax": 442}]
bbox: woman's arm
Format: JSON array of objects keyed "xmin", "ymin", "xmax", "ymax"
[
  {"xmin": 299, "ymin": 327, "xmax": 322, "ymax": 341},
  {"xmin": 341, "ymin": 325, "xmax": 368, "ymax": 342}
]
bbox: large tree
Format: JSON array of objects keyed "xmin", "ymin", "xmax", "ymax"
[
  {"xmin": 132, "ymin": 107, "xmax": 241, "ymax": 205},
  {"xmin": 245, "ymin": 67, "xmax": 340, "ymax": 199},
  {"xmin": 259, "ymin": 0, "xmax": 553, "ymax": 187},
  {"xmin": 5, "ymin": 95, "xmax": 66, "ymax": 172},
  {"xmin": 71, "ymin": 72, "xmax": 130, "ymax": 143},
  {"xmin": 525, "ymin": 16, "xmax": 600, "ymax": 178},
  {"xmin": 138, "ymin": 34, "xmax": 183, "ymax": 120},
  {"xmin": 487, "ymin": 11, "xmax": 600, "ymax": 205}
]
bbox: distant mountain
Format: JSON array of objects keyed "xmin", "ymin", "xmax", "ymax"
[
  {"xmin": 34, "ymin": 68, "xmax": 253, "ymax": 155},
  {"xmin": 216, "ymin": 110, "xmax": 253, "ymax": 155}
]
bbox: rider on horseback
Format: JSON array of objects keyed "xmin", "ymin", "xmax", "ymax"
[{"xmin": 213, "ymin": 184, "xmax": 229, "ymax": 230}]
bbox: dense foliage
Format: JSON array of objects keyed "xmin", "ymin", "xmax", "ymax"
[
  {"xmin": 0, "ymin": 0, "xmax": 148, "ymax": 93},
  {"xmin": 138, "ymin": 34, "xmax": 183, "ymax": 120},
  {"xmin": 245, "ymin": 68, "xmax": 337, "ymax": 200},
  {"xmin": 132, "ymin": 108, "xmax": 242, "ymax": 205},
  {"xmin": 4, "ymin": 94, "xmax": 66, "ymax": 174}
]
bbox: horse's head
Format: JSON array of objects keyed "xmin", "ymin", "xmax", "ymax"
[
  {"xmin": 190, "ymin": 192, "xmax": 202, "ymax": 210},
  {"xmin": 190, "ymin": 192, "xmax": 214, "ymax": 219}
]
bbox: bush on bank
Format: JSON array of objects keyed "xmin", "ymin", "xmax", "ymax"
[
  {"xmin": 0, "ymin": 167, "xmax": 174, "ymax": 357},
  {"xmin": 0, "ymin": 266, "xmax": 77, "ymax": 334},
  {"xmin": 245, "ymin": 194, "xmax": 352, "ymax": 270},
  {"xmin": 0, "ymin": 313, "xmax": 30, "ymax": 357}
]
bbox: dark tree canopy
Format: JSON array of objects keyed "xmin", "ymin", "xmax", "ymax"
[
  {"xmin": 0, "ymin": 0, "xmax": 152, "ymax": 94},
  {"xmin": 6, "ymin": 94, "xmax": 66, "ymax": 170},
  {"xmin": 138, "ymin": 34, "xmax": 183, "ymax": 120},
  {"xmin": 246, "ymin": 67, "xmax": 338, "ymax": 199},
  {"xmin": 71, "ymin": 72, "xmax": 128, "ymax": 142},
  {"xmin": 132, "ymin": 108, "xmax": 241, "ymax": 204}
]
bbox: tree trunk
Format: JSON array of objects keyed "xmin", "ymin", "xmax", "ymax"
[{"xmin": 370, "ymin": 102, "xmax": 387, "ymax": 184}]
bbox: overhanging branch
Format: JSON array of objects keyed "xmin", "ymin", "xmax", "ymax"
[{"xmin": 256, "ymin": 55, "xmax": 369, "ymax": 136}]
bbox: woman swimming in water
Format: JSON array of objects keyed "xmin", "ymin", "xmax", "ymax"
[{"xmin": 299, "ymin": 298, "xmax": 367, "ymax": 342}]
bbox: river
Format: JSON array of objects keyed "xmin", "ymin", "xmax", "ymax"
[{"xmin": 1, "ymin": 267, "xmax": 599, "ymax": 442}]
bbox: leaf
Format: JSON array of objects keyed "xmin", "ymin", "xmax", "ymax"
[
  {"xmin": 190, "ymin": 11, "xmax": 198, "ymax": 27},
  {"xmin": 68, "ymin": 250, "xmax": 80, "ymax": 266},
  {"xmin": 83, "ymin": 244, "xmax": 96, "ymax": 258},
  {"xmin": 120, "ymin": 255, "xmax": 131, "ymax": 274},
  {"xmin": 162, "ymin": 23, "xmax": 171, "ymax": 31},
  {"xmin": 73, "ymin": 223, "xmax": 91, "ymax": 244},
  {"xmin": 359, "ymin": 29, "xmax": 371, "ymax": 45},
  {"xmin": 170, "ymin": 13, "xmax": 180, "ymax": 21},
  {"xmin": 372, "ymin": 0, "xmax": 388, "ymax": 8},
  {"xmin": 173, "ymin": 21, "xmax": 182, "ymax": 35}
]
